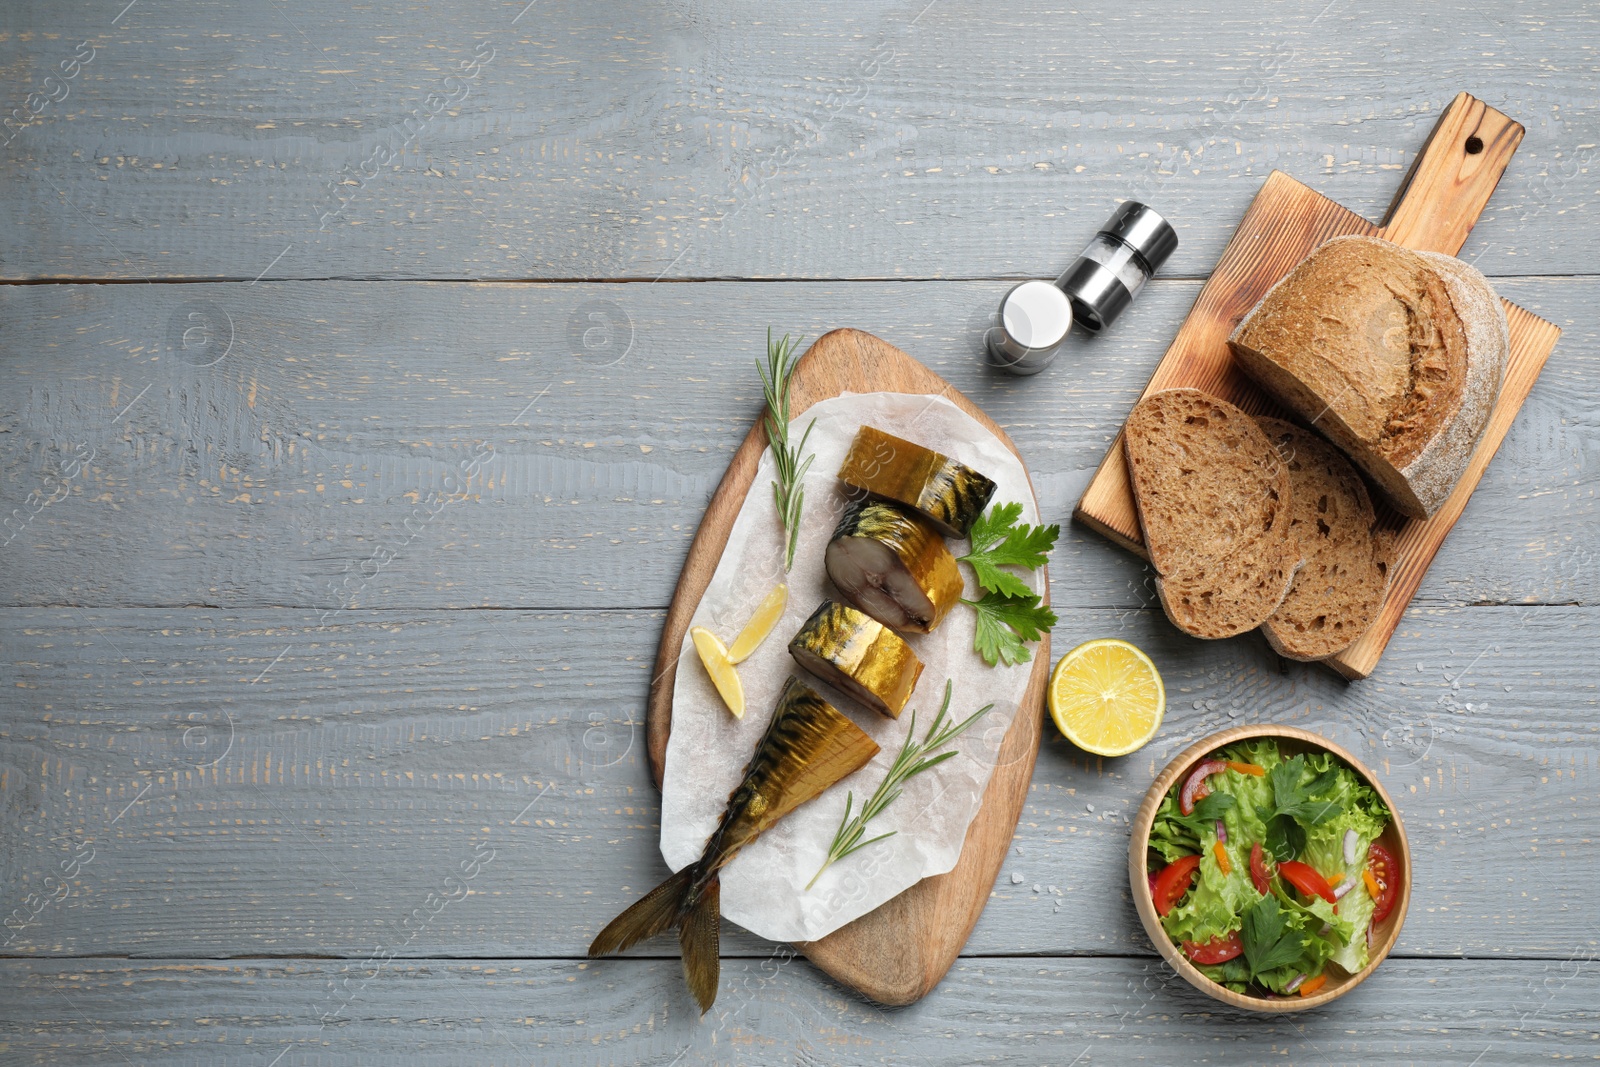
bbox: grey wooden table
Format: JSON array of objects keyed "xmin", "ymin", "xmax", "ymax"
[{"xmin": 1, "ymin": 1, "xmax": 1596, "ymax": 1063}]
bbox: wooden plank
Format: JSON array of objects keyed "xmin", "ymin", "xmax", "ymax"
[
  {"xmin": 1, "ymin": 1, "xmax": 1597, "ymax": 281},
  {"xmin": 1072, "ymin": 94, "xmax": 1561, "ymax": 677},
  {"xmin": 1, "ymin": 955, "xmax": 1596, "ymax": 1065},
  {"xmin": 645, "ymin": 328, "xmax": 1049, "ymax": 1005},
  {"xmin": 1, "ymin": 278, "xmax": 1594, "ymax": 613},
  {"xmin": 1, "ymin": 604, "xmax": 1595, "ymax": 961}
]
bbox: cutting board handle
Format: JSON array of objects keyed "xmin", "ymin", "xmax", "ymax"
[{"xmin": 1377, "ymin": 91, "xmax": 1525, "ymax": 254}]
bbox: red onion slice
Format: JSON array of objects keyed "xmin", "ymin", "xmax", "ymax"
[
  {"xmin": 1343, "ymin": 828, "xmax": 1359, "ymax": 864},
  {"xmin": 1180, "ymin": 759, "xmax": 1228, "ymax": 815}
]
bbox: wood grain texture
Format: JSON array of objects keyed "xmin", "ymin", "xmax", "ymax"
[
  {"xmin": 1379, "ymin": 93, "xmax": 1526, "ymax": 251},
  {"xmin": 0, "ymin": 1, "xmax": 1596, "ymax": 1060},
  {"xmin": 645, "ymin": 328, "xmax": 1049, "ymax": 1005},
  {"xmin": 2, "ymin": 604, "xmax": 1596, "ymax": 963},
  {"xmin": 2, "ymin": 956, "xmax": 1596, "ymax": 1066},
  {"xmin": 1073, "ymin": 93, "xmax": 1562, "ymax": 679},
  {"xmin": 0, "ymin": 278, "xmax": 1593, "ymax": 613},
  {"xmin": 1, "ymin": 2, "xmax": 1598, "ymax": 282}
]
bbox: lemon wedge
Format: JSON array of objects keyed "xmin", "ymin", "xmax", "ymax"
[
  {"xmin": 727, "ymin": 583, "xmax": 788, "ymax": 664},
  {"xmin": 1048, "ymin": 638, "xmax": 1165, "ymax": 757},
  {"xmin": 691, "ymin": 626, "xmax": 745, "ymax": 719}
]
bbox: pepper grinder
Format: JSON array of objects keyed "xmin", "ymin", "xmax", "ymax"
[{"xmin": 1057, "ymin": 201, "xmax": 1179, "ymax": 332}]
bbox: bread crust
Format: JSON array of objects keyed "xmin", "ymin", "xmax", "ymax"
[
  {"xmin": 1408, "ymin": 250, "xmax": 1511, "ymax": 514},
  {"xmin": 1228, "ymin": 235, "xmax": 1505, "ymax": 518},
  {"xmin": 1123, "ymin": 389, "xmax": 1298, "ymax": 640},
  {"xmin": 1255, "ymin": 417, "xmax": 1396, "ymax": 661}
]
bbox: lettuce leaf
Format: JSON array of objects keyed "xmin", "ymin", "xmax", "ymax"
[
  {"xmin": 1295, "ymin": 751, "xmax": 1390, "ymax": 972},
  {"xmin": 1159, "ymin": 823, "xmax": 1257, "ymax": 945}
]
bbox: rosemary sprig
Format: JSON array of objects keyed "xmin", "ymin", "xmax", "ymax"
[
  {"xmin": 807, "ymin": 680, "xmax": 994, "ymax": 890},
  {"xmin": 757, "ymin": 329, "xmax": 815, "ymax": 571}
]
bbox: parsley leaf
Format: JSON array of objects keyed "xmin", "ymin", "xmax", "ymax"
[
  {"xmin": 1240, "ymin": 896, "xmax": 1305, "ymax": 979},
  {"xmin": 963, "ymin": 590, "xmax": 1058, "ymax": 667},
  {"xmin": 1268, "ymin": 756, "xmax": 1307, "ymax": 810},
  {"xmin": 1278, "ymin": 799, "xmax": 1343, "ymax": 826},
  {"xmin": 1269, "ymin": 755, "xmax": 1343, "ymax": 827},
  {"xmin": 1259, "ymin": 755, "xmax": 1343, "ymax": 861},
  {"xmin": 1165, "ymin": 791, "xmax": 1238, "ymax": 835},
  {"xmin": 1265, "ymin": 813, "xmax": 1306, "ymax": 864},
  {"xmin": 958, "ymin": 502, "xmax": 1060, "ymax": 599}
]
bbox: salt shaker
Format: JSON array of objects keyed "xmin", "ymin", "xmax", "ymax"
[{"xmin": 984, "ymin": 280, "xmax": 1074, "ymax": 376}]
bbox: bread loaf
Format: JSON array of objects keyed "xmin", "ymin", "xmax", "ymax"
[
  {"xmin": 1255, "ymin": 417, "xmax": 1396, "ymax": 661},
  {"xmin": 1227, "ymin": 235, "xmax": 1508, "ymax": 518},
  {"xmin": 1123, "ymin": 389, "xmax": 1299, "ymax": 640}
]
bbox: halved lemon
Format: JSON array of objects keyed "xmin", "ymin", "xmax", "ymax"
[
  {"xmin": 691, "ymin": 625, "xmax": 745, "ymax": 719},
  {"xmin": 1048, "ymin": 638, "xmax": 1165, "ymax": 757},
  {"xmin": 727, "ymin": 583, "xmax": 787, "ymax": 664}
]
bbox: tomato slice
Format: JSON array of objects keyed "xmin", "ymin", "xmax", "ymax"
[
  {"xmin": 1249, "ymin": 841, "xmax": 1273, "ymax": 895},
  {"xmin": 1278, "ymin": 860, "xmax": 1337, "ymax": 903},
  {"xmin": 1182, "ymin": 931, "xmax": 1244, "ymax": 964},
  {"xmin": 1180, "ymin": 759, "xmax": 1228, "ymax": 814},
  {"xmin": 1152, "ymin": 854, "xmax": 1201, "ymax": 917},
  {"xmin": 1367, "ymin": 842, "xmax": 1400, "ymax": 924}
]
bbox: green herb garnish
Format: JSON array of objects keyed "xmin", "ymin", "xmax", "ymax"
[
  {"xmin": 807, "ymin": 680, "xmax": 992, "ymax": 890},
  {"xmin": 1260, "ymin": 755, "xmax": 1342, "ymax": 862},
  {"xmin": 1163, "ymin": 791, "xmax": 1238, "ymax": 839},
  {"xmin": 1240, "ymin": 896, "xmax": 1307, "ymax": 980},
  {"xmin": 955, "ymin": 503, "xmax": 1059, "ymax": 667},
  {"xmin": 962, "ymin": 590, "xmax": 1058, "ymax": 667},
  {"xmin": 957, "ymin": 501, "xmax": 1059, "ymax": 598},
  {"xmin": 758, "ymin": 329, "xmax": 816, "ymax": 571}
]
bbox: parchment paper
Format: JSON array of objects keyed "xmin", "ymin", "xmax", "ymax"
[{"xmin": 660, "ymin": 392, "xmax": 1044, "ymax": 943}]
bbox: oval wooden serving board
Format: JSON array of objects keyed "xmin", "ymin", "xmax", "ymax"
[{"xmin": 646, "ymin": 327, "xmax": 1050, "ymax": 1006}]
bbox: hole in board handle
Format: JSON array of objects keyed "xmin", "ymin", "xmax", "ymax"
[{"xmin": 1464, "ymin": 135, "xmax": 1484, "ymax": 155}]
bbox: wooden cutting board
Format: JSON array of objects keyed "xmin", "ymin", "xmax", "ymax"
[
  {"xmin": 646, "ymin": 327, "xmax": 1049, "ymax": 1006},
  {"xmin": 1073, "ymin": 92, "xmax": 1562, "ymax": 679}
]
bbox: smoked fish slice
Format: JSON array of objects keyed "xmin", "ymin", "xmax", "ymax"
[
  {"xmin": 836, "ymin": 425, "xmax": 997, "ymax": 538},
  {"xmin": 825, "ymin": 498, "xmax": 964, "ymax": 634},
  {"xmin": 788, "ymin": 600, "xmax": 923, "ymax": 718}
]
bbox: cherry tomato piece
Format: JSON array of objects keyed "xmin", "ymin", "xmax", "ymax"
[
  {"xmin": 1152, "ymin": 855, "xmax": 1202, "ymax": 917},
  {"xmin": 1279, "ymin": 860, "xmax": 1337, "ymax": 903},
  {"xmin": 1182, "ymin": 931, "xmax": 1244, "ymax": 964},
  {"xmin": 1367, "ymin": 842, "xmax": 1400, "ymax": 924}
]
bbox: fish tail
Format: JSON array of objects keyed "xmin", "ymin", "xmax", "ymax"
[
  {"xmin": 679, "ymin": 873, "xmax": 721, "ymax": 1014},
  {"xmin": 587, "ymin": 866, "xmax": 695, "ymax": 958}
]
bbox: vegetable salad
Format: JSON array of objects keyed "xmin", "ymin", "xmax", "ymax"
[{"xmin": 1147, "ymin": 739, "xmax": 1399, "ymax": 997}]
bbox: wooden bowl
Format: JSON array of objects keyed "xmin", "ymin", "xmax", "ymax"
[{"xmin": 1128, "ymin": 724, "xmax": 1410, "ymax": 1012}]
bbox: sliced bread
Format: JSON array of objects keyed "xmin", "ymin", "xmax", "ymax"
[
  {"xmin": 1227, "ymin": 235, "xmax": 1509, "ymax": 519},
  {"xmin": 1255, "ymin": 417, "xmax": 1397, "ymax": 661},
  {"xmin": 1123, "ymin": 388, "xmax": 1299, "ymax": 640}
]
